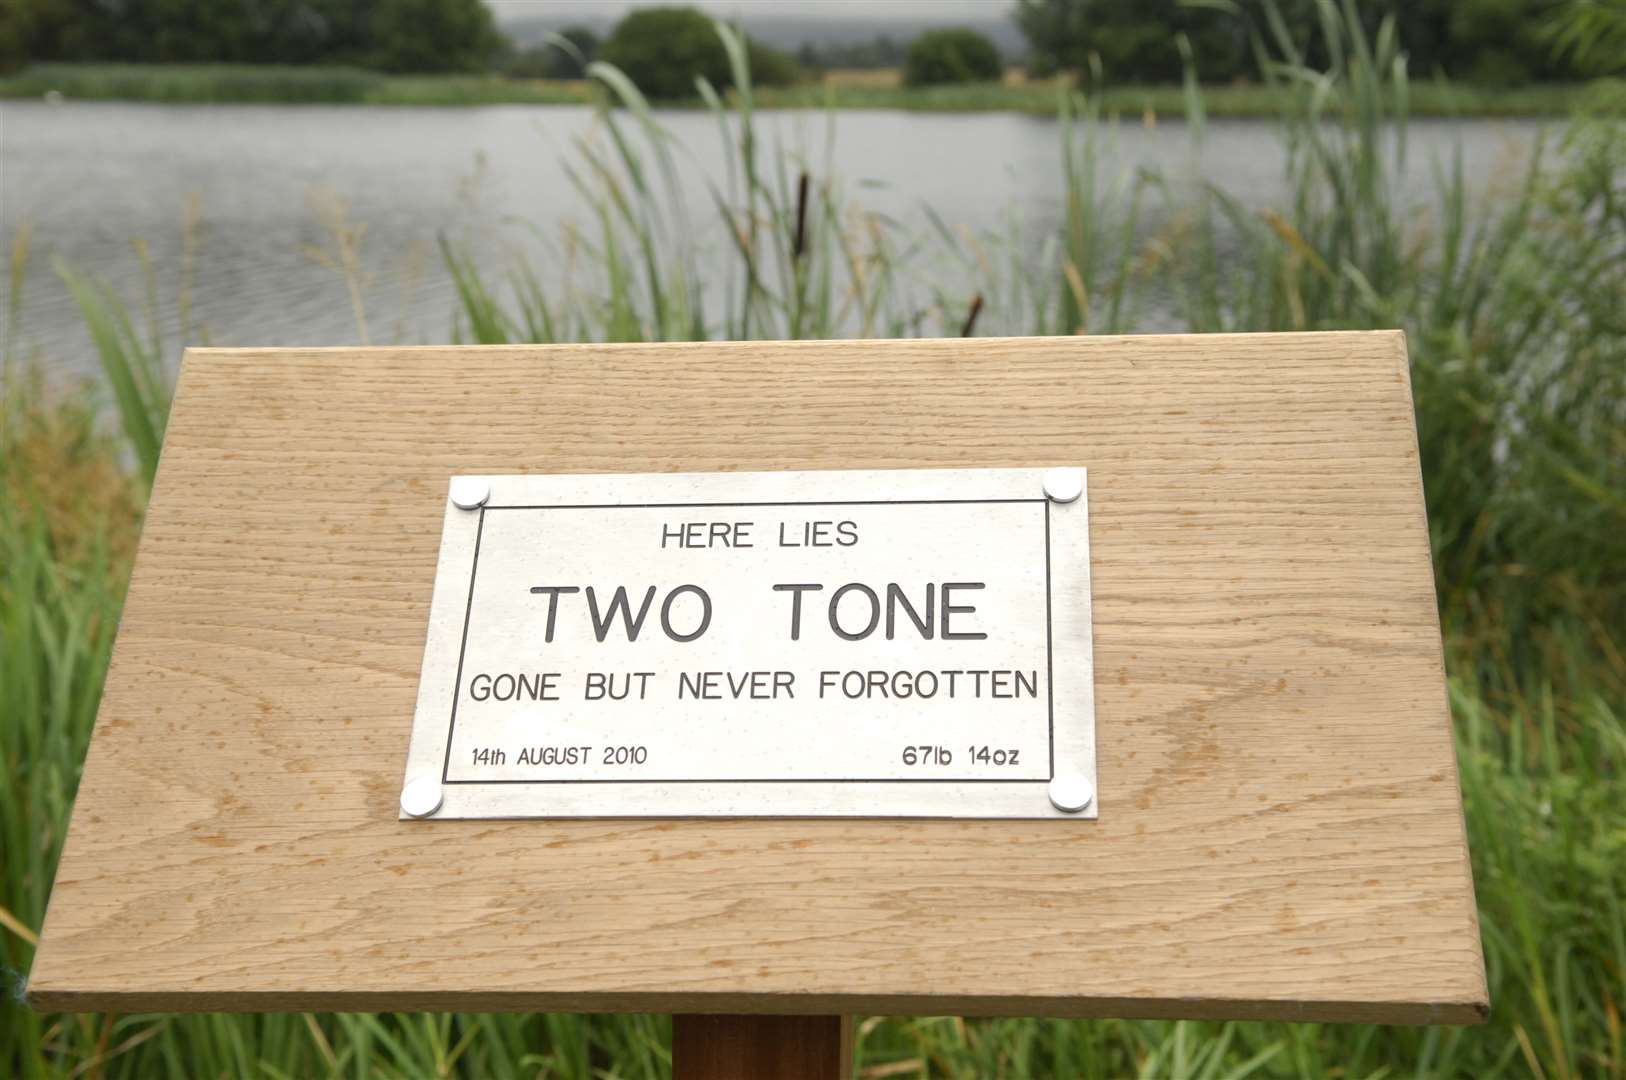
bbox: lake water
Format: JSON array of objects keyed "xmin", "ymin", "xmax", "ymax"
[{"xmin": 2, "ymin": 101, "xmax": 1546, "ymax": 378}]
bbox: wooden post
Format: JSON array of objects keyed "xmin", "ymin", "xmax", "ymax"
[{"xmin": 673, "ymin": 1015, "xmax": 853, "ymax": 1080}]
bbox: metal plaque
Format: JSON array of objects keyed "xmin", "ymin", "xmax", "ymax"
[{"xmin": 399, "ymin": 468, "xmax": 1097, "ymax": 820}]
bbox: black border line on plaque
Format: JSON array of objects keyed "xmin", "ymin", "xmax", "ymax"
[{"xmin": 437, "ymin": 497, "xmax": 1057, "ymax": 785}]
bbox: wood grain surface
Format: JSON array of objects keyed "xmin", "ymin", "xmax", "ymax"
[{"xmin": 28, "ymin": 333, "xmax": 1487, "ymax": 1022}]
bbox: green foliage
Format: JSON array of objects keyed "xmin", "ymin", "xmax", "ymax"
[
  {"xmin": 597, "ymin": 6, "xmax": 796, "ymax": 100},
  {"xmin": 1548, "ymin": 0, "xmax": 1626, "ymax": 75},
  {"xmin": 2, "ymin": 394, "xmax": 142, "ymax": 1080},
  {"xmin": 54, "ymin": 261, "xmax": 171, "ymax": 486},
  {"xmin": 502, "ymin": 25, "xmax": 598, "ymax": 80},
  {"xmin": 367, "ymin": 0, "xmax": 502, "ymax": 73},
  {"xmin": 0, "ymin": 0, "xmax": 1612, "ymax": 85},
  {"xmin": 1016, "ymin": 0, "xmax": 1599, "ymax": 84},
  {"xmin": 1431, "ymin": 0, "xmax": 1547, "ymax": 84},
  {"xmin": 596, "ymin": 8, "xmax": 731, "ymax": 100},
  {"xmin": 903, "ymin": 27, "xmax": 1003, "ymax": 86},
  {"xmin": 1015, "ymin": 0, "xmax": 1249, "ymax": 82},
  {"xmin": 0, "ymin": 0, "xmax": 506, "ymax": 74},
  {"xmin": 745, "ymin": 36, "xmax": 802, "ymax": 90}
]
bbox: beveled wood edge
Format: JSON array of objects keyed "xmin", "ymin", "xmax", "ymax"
[
  {"xmin": 28, "ymin": 986, "xmax": 1490, "ymax": 1025},
  {"xmin": 176, "ymin": 329, "xmax": 1410, "ymax": 361},
  {"xmin": 1385, "ymin": 330, "xmax": 1492, "ymax": 1016}
]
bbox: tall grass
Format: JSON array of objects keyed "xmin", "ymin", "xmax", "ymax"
[
  {"xmin": 443, "ymin": 23, "xmax": 949, "ymax": 345},
  {"xmin": 4, "ymin": 0, "xmax": 1624, "ymax": 1075}
]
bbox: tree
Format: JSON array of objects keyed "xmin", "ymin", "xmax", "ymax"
[
  {"xmin": 747, "ymin": 36, "xmax": 800, "ymax": 87},
  {"xmin": 597, "ymin": 6, "xmax": 797, "ymax": 99},
  {"xmin": 1016, "ymin": 0, "xmax": 1599, "ymax": 86},
  {"xmin": 0, "ymin": 0, "xmax": 85, "ymax": 72},
  {"xmin": 597, "ymin": 8, "xmax": 728, "ymax": 98},
  {"xmin": 369, "ymin": 0, "xmax": 503, "ymax": 73},
  {"xmin": 903, "ymin": 27, "xmax": 1003, "ymax": 86},
  {"xmin": 1014, "ymin": 0, "xmax": 1245, "ymax": 83},
  {"xmin": 0, "ymin": 0, "xmax": 507, "ymax": 73},
  {"xmin": 1547, "ymin": 0, "xmax": 1626, "ymax": 75}
]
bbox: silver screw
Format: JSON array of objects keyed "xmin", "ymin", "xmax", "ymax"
[
  {"xmin": 449, "ymin": 477, "xmax": 490, "ymax": 510},
  {"xmin": 1048, "ymin": 774, "xmax": 1094, "ymax": 814},
  {"xmin": 400, "ymin": 776, "xmax": 444, "ymax": 818},
  {"xmin": 1042, "ymin": 467, "xmax": 1084, "ymax": 504}
]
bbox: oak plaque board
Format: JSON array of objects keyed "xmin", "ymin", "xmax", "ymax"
[
  {"xmin": 401, "ymin": 467, "xmax": 1098, "ymax": 820},
  {"xmin": 28, "ymin": 333, "xmax": 1487, "ymax": 1023}
]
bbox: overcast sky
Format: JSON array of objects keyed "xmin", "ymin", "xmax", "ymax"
[{"xmin": 487, "ymin": 0, "xmax": 1013, "ymax": 25}]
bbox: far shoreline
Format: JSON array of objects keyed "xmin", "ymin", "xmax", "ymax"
[{"xmin": 5, "ymin": 63, "xmax": 1622, "ymax": 118}]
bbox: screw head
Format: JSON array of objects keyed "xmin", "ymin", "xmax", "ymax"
[
  {"xmin": 1048, "ymin": 774, "xmax": 1094, "ymax": 814},
  {"xmin": 400, "ymin": 776, "xmax": 444, "ymax": 818},
  {"xmin": 449, "ymin": 477, "xmax": 490, "ymax": 510},
  {"xmin": 1042, "ymin": 467, "xmax": 1085, "ymax": 504}
]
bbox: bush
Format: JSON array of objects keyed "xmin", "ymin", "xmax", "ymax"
[
  {"xmin": 368, "ymin": 0, "xmax": 505, "ymax": 73},
  {"xmin": 903, "ymin": 27, "xmax": 1002, "ymax": 87},
  {"xmin": 597, "ymin": 6, "xmax": 796, "ymax": 99},
  {"xmin": 747, "ymin": 37, "xmax": 800, "ymax": 89}
]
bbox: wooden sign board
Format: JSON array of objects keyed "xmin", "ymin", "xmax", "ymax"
[{"xmin": 28, "ymin": 333, "xmax": 1487, "ymax": 1024}]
